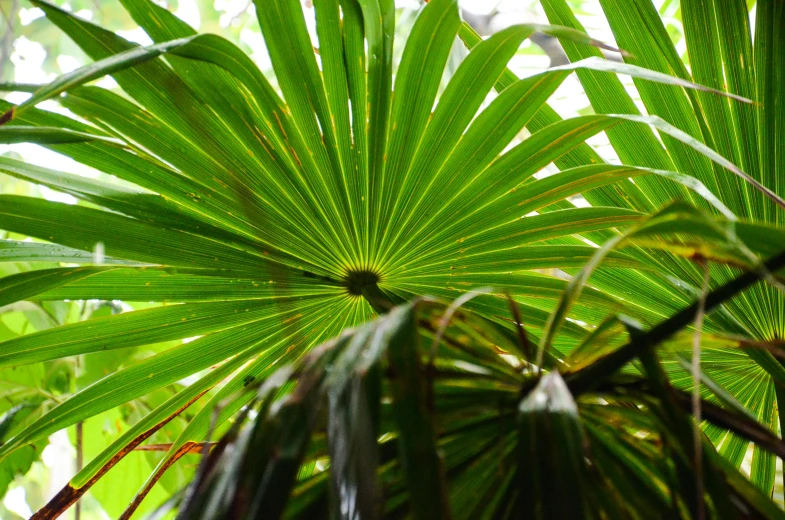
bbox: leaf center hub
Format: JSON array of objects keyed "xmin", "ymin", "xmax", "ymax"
[{"xmin": 345, "ymin": 270, "xmax": 381, "ymax": 296}]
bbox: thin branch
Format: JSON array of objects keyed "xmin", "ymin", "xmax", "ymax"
[
  {"xmin": 119, "ymin": 441, "xmax": 206, "ymax": 520},
  {"xmin": 75, "ymin": 421, "xmax": 83, "ymax": 520},
  {"xmin": 31, "ymin": 390, "xmax": 209, "ymax": 520},
  {"xmin": 566, "ymin": 248, "xmax": 785, "ymax": 395}
]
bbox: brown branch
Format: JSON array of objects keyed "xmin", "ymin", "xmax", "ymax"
[
  {"xmin": 133, "ymin": 441, "xmax": 216, "ymax": 453},
  {"xmin": 119, "ymin": 441, "xmax": 207, "ymax": 520},
  {"xmin": 31, "ymin": 389, "xmax": 209, "ymax": 520}
]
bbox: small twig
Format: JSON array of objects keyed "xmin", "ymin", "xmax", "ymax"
[
  {"xmin": 75, "ymin": 421, "xmax": 83, "ymax": 520},
  {"xmin": 0, "ymin": 1, "xmax": 19, "ymax": 82},
  {"xmin": 133, "ymin": 442, "xmax": 216, "ymax": 453},
  {"xmin": 90, "ymin": 0, "xmax": 104, "ymax": 18},
  {"xmin": 74, "ymin": 300, "xmax": 90, "ymax": 520},
  {"xmin": 119, "ymin": 441, "xmax": 208, "ymax": 520}
]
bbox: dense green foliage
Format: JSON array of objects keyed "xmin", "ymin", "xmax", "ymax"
[{"xmin": 0, "ymin": 0, "xmax": 784, "ymax": 517}]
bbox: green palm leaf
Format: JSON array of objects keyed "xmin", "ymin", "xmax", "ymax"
[{"xmin": 0, "ymin": 0, "xmax": 783, "ymax": 517}]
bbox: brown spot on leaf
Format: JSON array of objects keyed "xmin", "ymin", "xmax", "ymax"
[{"xmin": 0, "ymin": 108, "xmax": 14, "ymax": 126}]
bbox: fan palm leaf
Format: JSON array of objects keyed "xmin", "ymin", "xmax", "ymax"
[{"xmin": 0, "ymin": 0, "xmax": 782, "ymax": 516}]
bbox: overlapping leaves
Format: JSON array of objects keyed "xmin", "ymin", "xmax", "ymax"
[
  {"xmin": 0, "ymin": 0, "xmax": 783, "ymax": 516},
  {"xmin": 171, "ymin": 286, "xmax": 785, "ymax": 520}
]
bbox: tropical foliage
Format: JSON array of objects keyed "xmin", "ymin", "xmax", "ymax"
[
  {"xmin": 0, "ymin": 0, "xmax": 783, "ymax": 517},
  {"xmin": 171, "ymin": 277, "xmax": 785, "ymax": 520}
]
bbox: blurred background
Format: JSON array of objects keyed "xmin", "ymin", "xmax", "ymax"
[{"xmin": 0, "ymin": 0, "xmax": 686, "ymax": 517}]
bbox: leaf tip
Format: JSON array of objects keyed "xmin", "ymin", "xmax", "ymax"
[{"xmin": 588, "ymin": 38, "xmax": 632, "ymax": 59}]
